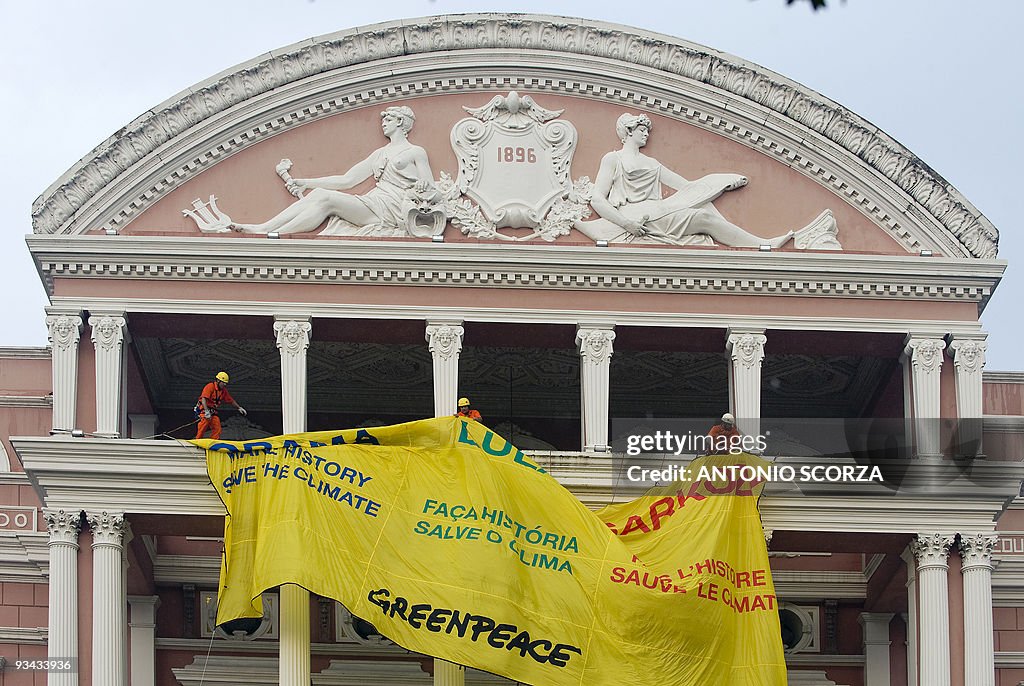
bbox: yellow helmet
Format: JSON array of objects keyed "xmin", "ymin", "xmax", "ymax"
[
  {"xmin": 458, "ymin": 397, "xmax": 470, "ymax": 407},
  {"xmin": 216, "ymin": 371, "xmax": 230, "ymax": 383}
]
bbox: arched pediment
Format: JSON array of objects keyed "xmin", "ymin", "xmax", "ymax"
[{"xmin": 32, "ymin": 14, "xmax": 997, "ymax": 259}]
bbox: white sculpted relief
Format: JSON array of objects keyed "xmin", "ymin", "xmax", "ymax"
[
  {"xmin": 183, "ymin": 96, "xmax": 841, "ymax": 250},
  {"xmin": 437, "ymin": 91, "xmax": 591, "ymax": 242},
  {"xmin": 186, "ymin": 106, "xmax": 445, "ymax": 237},
  {"xmin": 575, "ymin": 113, "xmax": 839, "ymax": 249}
]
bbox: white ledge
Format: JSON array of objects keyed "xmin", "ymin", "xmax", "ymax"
[{"xmin": 11, "ymin": 437, "xmax": 1023, "ymax": 533}]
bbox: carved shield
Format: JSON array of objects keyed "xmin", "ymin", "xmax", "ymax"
[{"xmin": 451, "ymin": 92, "xmax": 577, "ymax": 229}]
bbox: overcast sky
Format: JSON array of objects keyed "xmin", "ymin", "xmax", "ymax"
[{"xmin": 3, "ymin": 1, "xmax": 1020, "ymax": 369}]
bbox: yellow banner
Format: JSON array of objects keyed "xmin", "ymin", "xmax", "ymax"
[{"xmin": 200, "ymin": 417, "xmax": 785, "ymax": 685}]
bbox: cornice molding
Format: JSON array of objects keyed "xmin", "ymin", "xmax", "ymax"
[
  {"xmin": 47, "ymin": 294, "xmax": 986, "ymax": 339},
  {"xmin": 31, "ymin": 14, "xmax": 996, "ymax": 261},
  {"xmin": 28, "ymin": 235, "xmax": 1004, "ymax": 305},
  {"xmin": 985, "ymin": 371, "xmax": 1024, "ymax": 385},
  {"xmin": 772, "ymin": 570, "xmax": 866, "ymax": 600},
  {"xmin": 0, "ymin": 532, "xmax": 50, "ymax": 582},
  {"xmin": 0, "ymin": 626, "xmax": 48, "ymax": 644},
  {"xmin": 993, "ymin": 559, "xmax": 1024, "ymax": 605},
  {"xmin": 11, "ymin": 438, "xmax": 1022, "ymax": 532},
  {"xmin": 0, "ymin": 347, "xmax": 50, "ymax": 359},
  {"xmin": 0, "ymin": 396, "xmax": 52, "ymax": 408},
  {"xmin": 153, "ymin": 554, "xmax": 220, "ymax": 585}
]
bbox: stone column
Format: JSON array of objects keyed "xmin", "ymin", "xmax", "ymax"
[
  {"xmin": 426, "ymin": 321, "xmax": 467, "ymax": 684},
  {"xmin": 88, "ymin": 511, "xmax": 127, "ymax": 686},
  {"xmin": 859, "ymin": 612, "xmax": 894, "ymax": 686},
  {"xmin": 726, "ymin": 329, "xmax": 766, "ymax": 437},
  {"xmin": 911, "ymin": 532, "xmax": 955, "ymax": 686},
  {"xmin": 948, "ymin": 335, "xmax": 987, "ymax": 457},
  {"xmin": 44, "ymin": 508, "xmax": 81, "ymax": 686},
  {"xmin": 46, "ymin": 311, "xmax": 83, "ymax": 433},
  {"xmin": 577, "ymin": 326, "xmax": 615, "ymax": 452},
  {"xmin": 435, "ymin": 660, "xmax": 465, "ymax": 686},
  {"xmin": 90, "ymin": 314, "xmax": 128, "ymax": 438},
  {"xmin": 274, "ymin": 316, "xmax": 312, "ymax": 686},
  {"xmin": 426, "ymin": 322, "xmax": 464, "ymax": 418},
  {"xmin": 900, "ymin": 548, "xmax": 919, "ymax": 686},
  {"xmin": 274, "ymin": 317, "xmax": 312, "ymax": 431},
  {"xmin": 960, "ymin": 533, "xmax": 997, "ymax": 686},
  {"xmin": 128, "ymin": 595, "xmax": 160, "ymax": 686},
  {"xmin": 903, "ymin": 336, "xmax": 946, "ymax": 457}
]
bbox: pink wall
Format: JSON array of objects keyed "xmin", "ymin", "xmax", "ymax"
[
  {"xmin": 0, "ymin": 356, "xmax": 50, "ymax": 395},
  {"xmin": 0, "ymin": 407, "xmax": 51, "ymax": 473},
  {"xmin": 985, "ymin": 382, "xmax": 1024, "ymax": 416},
  {"xmin": 75, "ymin": 327, "xmax": 97, "ymax": 435}
]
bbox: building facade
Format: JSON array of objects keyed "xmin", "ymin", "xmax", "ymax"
[{"xmin": 1, "ymin": 13, "xmax": 1022, "ymax": 686}]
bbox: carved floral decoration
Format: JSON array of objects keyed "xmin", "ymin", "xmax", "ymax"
[
  {"xmin": 910, "ymin": 532, "xmax": 955, "ymax": 566},
  {"xmin": 959, "ymin": 533, "xmax": 998, "ymax": 567},
  {"xmin": 43, "ymin": 508, "xmax": 82, "ymax": 543},
  {"xmin": 87, "ymin": 511, "xmax": 127, "ymax": 547}
]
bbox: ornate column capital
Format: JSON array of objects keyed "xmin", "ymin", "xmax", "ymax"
[
  {"xmin": 576, "ymin": 326, "xmax": 615, "ymax": 365},
  {"xmin": 86, "ymin": 511, "xmax": 127, "ymax": 548},
  {"xmin": 903, "ymin": 336, "xmax": 946, "ymax": 375},
  {"xmin": 426, "ymin": 323, "xmax": 465, "ymax": 361},
  {"xmin": 43, "ymin": 508, "xmax": 82, "ymax": 546},
  {"xmin": 274, "ymin": 318, "xmax": 312, "ymax": 357},
  {"xmin": 959, "ymin": 532, "xmax": 998, "ymax": 570},
  {"xmin": 911, "ymin": 532, "xmax": 955, "ymax": 569},
  {"xmin": 726, "ymin": 329, "xmax": 766, "ymax": 370},
  {"xmin": 948, "ymin": 336, "xmax": 988, "ymax": 374},
  {"xmin": 46, "ymin": 313, "xmax": 83, "ymax": 352},
  {"xmin": 763, "ymin": 528, "xmax": 773, "ymax": 546},
  {"xmin": 89, "ymin": 314, "xmax": 127, "ymax": 352}
]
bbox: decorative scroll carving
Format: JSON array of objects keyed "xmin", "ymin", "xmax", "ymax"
[
  {"xmin": 911, "ymin": 532, "xmax": 955, "ymax": 566},
  {"xmin": 949, "ymin": 339, "xmax": 987, "ymax": 374},
  {"xmin": 43, "ymin": 508, "xmax": 82, "ymax": 544},
  {"xmin": 336, "ymin": 605, "xmax": 392, "ymax": 645},
  {"xmin": 90, "ymin": 316, "xmax": 125, "ymax": 353},
  {"xmin": 728, "ymin": 332, "xmax": 767, "ymax": 370},
  {"xmin": 904, "ymin": 338, "xmax": 946, "ymax": 375},
  {"xmin": 445, "ymin": 91, "xmax": 591, "ymax": 240},
  {"xmin": 46, "ymin": 315, "xmax": 82, "ymax": 352},
  {"xmin": 273, "ymin": 319, "xmax": 311, "ymax": 358},
  {"xmin": 959, "ymin": 533, "xmax": 997, "ymax": 568},
  {"xmin": 793, "ymin": 210, "xmax": 842, "ymax": 250},
  {"xmin": 576, "ymin": 328, "xmax": 615, "ymax": 366},
  {"xmin": 425, "ymin": 324, "xmax": 464, "ymax": 362},
  {"xmin": 86, "ymin": 511, "xmax": 126, "ymax": 547}
]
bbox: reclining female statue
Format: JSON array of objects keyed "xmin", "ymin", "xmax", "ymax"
[{"xmin": 576, "ymin": 113, "xmax": 801, "ymax": 248}]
